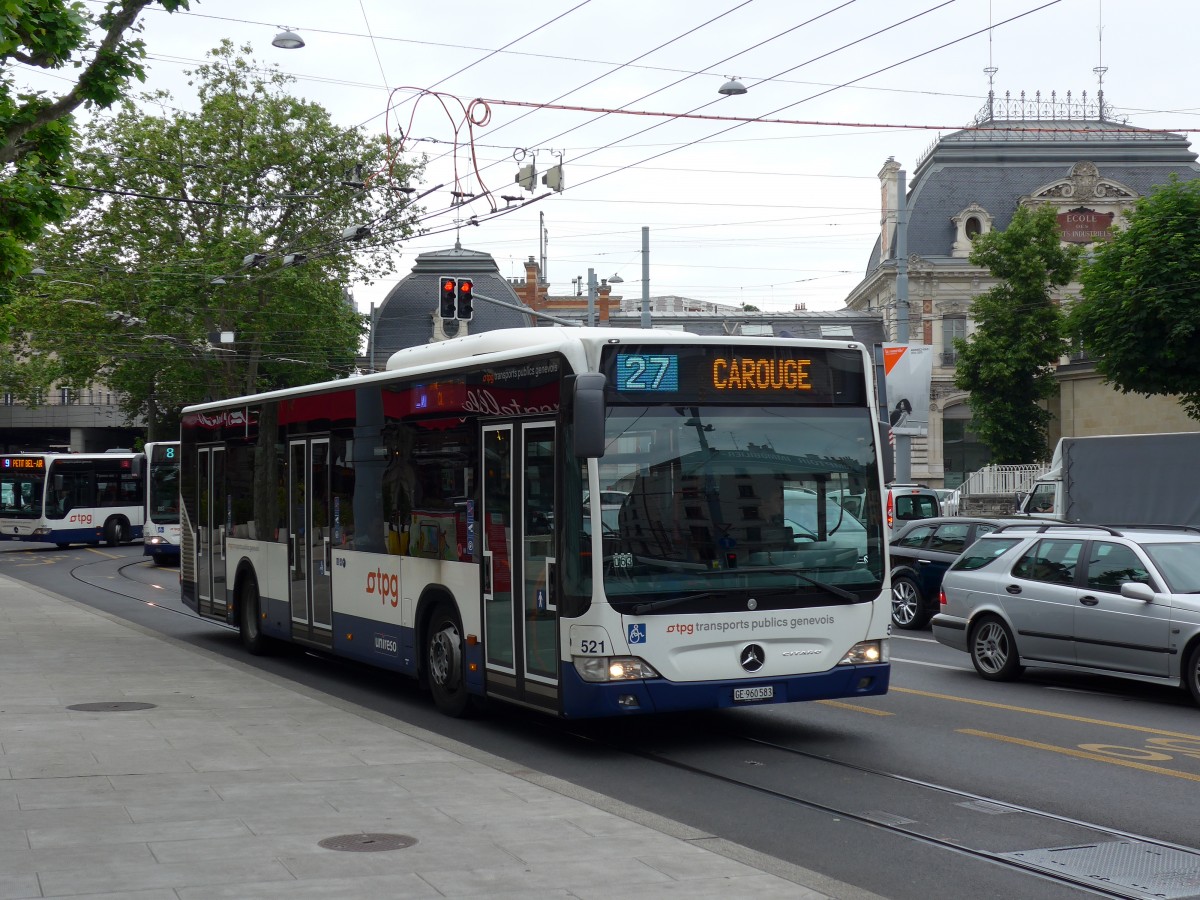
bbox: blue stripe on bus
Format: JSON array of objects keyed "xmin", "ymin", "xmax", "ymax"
[
  {"xmin": 2, "ymin": 526, "xmax": 104, "ymax": 544},
  {"xmin": 558, "ymin": 660, "xmax": 890, "ymax": 718}
]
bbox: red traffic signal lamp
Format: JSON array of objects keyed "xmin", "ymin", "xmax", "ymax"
[
  {"xmin": 438, "ymin": 275, "xmax": 474, "ymax": 320},
  {"xmin": 456, "ymin": 277, "xmax": 473, "ymax": 320},
  {"xmin": 439, "ymin": 276, "xmax": 457, "ymax": 319}
]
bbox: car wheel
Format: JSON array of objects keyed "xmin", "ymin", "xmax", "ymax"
[
  {"xmin": 891, "ymin": 576, "xmax": 929, "ymax": 629},
  {"xmin": 1185, "ymin": 643, "xmax": 1200, "ymax": 707},
  {"xmin": 969, "ymin": 616, "xmax": 1024, "ymax": 681},
  {"xmin": 239, "ymin": 578, "xmax": 271, "ymax": 655},
  {"xmin": 426, "ymin": 602, "xmax": 474, "ymax": 717}
]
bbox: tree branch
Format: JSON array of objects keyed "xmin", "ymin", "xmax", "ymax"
[{"xmin": 0, "ymin": 1, "xmax": 154, "ymax": 167}]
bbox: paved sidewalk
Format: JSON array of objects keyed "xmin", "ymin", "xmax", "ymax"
[{"xmin": 0, "ymin": 574, "xmax": 881, "ymax": 899}]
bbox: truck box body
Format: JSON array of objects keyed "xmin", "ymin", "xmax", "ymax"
[{"xmin": 1021, "ymin": 432, "xmax": 1200, "ymax": 527}]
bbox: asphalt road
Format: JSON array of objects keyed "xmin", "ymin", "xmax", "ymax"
[{"xmin": 5, "ymin": 541, "xmax": 1200, "ymax": 900}]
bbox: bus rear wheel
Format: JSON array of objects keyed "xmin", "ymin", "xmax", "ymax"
[
  {"xmin": 239, "ymin": 579, "xmax": 271, "ymax": 655},
  {"xmin": 426, "ymin": 603, "xmax": 473, "ymax": 717},
  {"xmin": 104, "ymin": 517, "xmax": 129, "ymax": 547}
]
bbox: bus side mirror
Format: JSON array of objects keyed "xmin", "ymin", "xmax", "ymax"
[
  {"xmin": 572, "ymin": 373, "xmax": 607, "ymax": 459},
  {"xmin": 54, "ymin": 474, "xmax": 64, "ymax": 491}
]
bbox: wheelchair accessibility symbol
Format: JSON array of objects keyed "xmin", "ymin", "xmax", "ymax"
[{"xmin": 627, "ymin": 623, "xmax": 646, "ymax": 644}]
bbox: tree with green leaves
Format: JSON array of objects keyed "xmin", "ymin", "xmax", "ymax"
[
  {"xmin": 1070, "ymin": 176, "xmax": 1200, "ymax": 419},
  {"xmin": 1, "ymin": 0, "xmax": 188, "ymax": 284},
  {"xmin": 954, "ymin": 203, "xmax": 1082, "ymax": 464},
  {"xmin": 7, "ymin": 41, "xmax": 423, "ymax": 438}
]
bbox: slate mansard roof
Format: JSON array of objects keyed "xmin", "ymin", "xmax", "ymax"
[{"xmin": 866, "ymin": 119, "xmax": 1200, "ymax": 274}]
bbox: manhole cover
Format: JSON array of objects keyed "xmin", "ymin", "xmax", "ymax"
[
  {"xmin": 67, "ymin": 702, "xmax": 157, "ymax": 712},
  {"xmin": 318, "ymin": 833, "xmax": 417, "ymax": 853}
]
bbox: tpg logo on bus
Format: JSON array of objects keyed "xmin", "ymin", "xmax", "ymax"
[
  {"xmin": 366, "ymin": 568, "xmax": 400, "ymax": 607},
  {"xmin": 69, "ymin": 513, "xmax": 93, "ymax": 526}
]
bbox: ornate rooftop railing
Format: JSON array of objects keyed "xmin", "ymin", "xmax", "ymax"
[{"xmin": 913, "ymin": 89, "xmax": 1140, "ymax": 172}]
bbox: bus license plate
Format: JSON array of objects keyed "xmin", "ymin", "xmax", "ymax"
[{"xmin": 734, "ymin": 686, "xmax": 773, "ymax": 702}]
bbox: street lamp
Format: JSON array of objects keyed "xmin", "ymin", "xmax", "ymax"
[
  {"xmin": 718, "ymin": 77, "xmax": 748, "ymax": 96},
  {"xmin": 272, "ymin": 28, "xmax": 305, "ymax": 49},
  {"xmin": 608, "ymin": 273, "xmax": 624, "ymax": 283}
]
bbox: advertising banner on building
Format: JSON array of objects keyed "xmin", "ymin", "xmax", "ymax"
[{"xmin": 882, "ymin": 343, "xmax": 933, "ymax": 436}]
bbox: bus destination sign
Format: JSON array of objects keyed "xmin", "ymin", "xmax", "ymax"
[
  {"xmin": 605, "ymin": 345, "xmax": 866, "ymax": 406},
  {"xmin": 1, "ymin": 456, "xmax": 46, "ymax": 472}
]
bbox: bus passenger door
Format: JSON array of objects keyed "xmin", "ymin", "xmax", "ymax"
[
  {"xmin": 481, "ymin": 420, "xmax": 559, "ymax": 713},
  {"xmin": 289, "ymin": 438, "xmax": 332, "ymax": 636},
  {"xmin": 195, "ymin": 446, "xmax": 226, "ymax": 617},
  {"xmin": 521, "ymin": 423, "xmax": 558, "ymax": 692}
]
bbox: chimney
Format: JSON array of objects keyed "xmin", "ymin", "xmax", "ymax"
[
  {"xmin": 878, "ymin": 157, "xmax": 901, "ymax": 261},
  {"xmin": 598, "ymin": 279, "xmax": 612, "ymax": 323},
  {"xmin": 523, "ymin": 256, "xmax": 541, "ymax": 309}
]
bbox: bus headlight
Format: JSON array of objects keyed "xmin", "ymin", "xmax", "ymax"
[
  {"xmin": 573, "ymin": 656, "xmax": 660, "ymax": 683},
  {"xmin": 837, "ymin": 640, "xmax": 887, "ymax": 666},
  {"xmin": 146, "ymin": 536, "xmax": 165, "ymax": 547},
  {"xmin": 32, "ymin": 527, "xmax": 51, "ymax": 537}
]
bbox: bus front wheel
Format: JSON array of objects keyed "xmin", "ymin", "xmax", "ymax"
[
  {"xmin": 426, "ymin": 602, "xmax": 473, "ymax": 717},
  {"xmin": 239, "ymin": 579, "xmax": 271, "ymax": 656},
  {"xmin": 104, "ymin": 517, "xmax": 129, "ymax": 547}
]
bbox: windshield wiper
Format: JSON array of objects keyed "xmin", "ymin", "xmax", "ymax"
[
  {"xmin": 745, "ymin": 565, "xmax": 860, "ymax": 602},
  {"xmin": 629, "ymin": 592, "xmax": 715, "ymax": 616}
]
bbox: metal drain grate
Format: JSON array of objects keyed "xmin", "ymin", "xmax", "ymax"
[
  {"xmin": 67, "ymin": 702, "xmax": 157, "ymax": 712},
  {"xmin": 957, "ymin": 800, "xmax": 1019, "ymax": 815},
  {"xmin": 318, "ymin": 833, "xmax": 417, "ymax": 853},
  {"xmin": 1003, "ymin": 841, "xmax": 1200, "ymax": 899}
]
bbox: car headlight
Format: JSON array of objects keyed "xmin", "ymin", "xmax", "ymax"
[
  {"xmin": 838, "ymin": 639, "xmax": 887, "ymax": 665},
  {"xmin": 573, "ymin": 656, "xmax": 660, "ymax": 682}
]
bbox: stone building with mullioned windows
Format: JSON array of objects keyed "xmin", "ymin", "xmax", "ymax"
[{"xmin": 845, "ymin": 89, "xmax": 1200, "ymax": 488}]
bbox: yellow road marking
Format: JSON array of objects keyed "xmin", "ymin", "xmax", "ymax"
[
  {"xmin": 84, "ymin": 547, "xmax": 121, "ymax": 560},
  {"xmin": 817, "ymin": 699, "xmax": 893, "ymax": 716},
  {"xmin": 893, "ymin": 686, "xmax": 1200, "ymax": 740},
  {"xmin": 960, "ymin": 729, "xmax": 1200, "ymax": 783}
]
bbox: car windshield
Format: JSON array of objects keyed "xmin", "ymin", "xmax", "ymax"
[
  {"xmin": 1143, "ymin": 542, "xmax": 1200, "ymax": 593},
  {"xmin": 577, "ymin": 404, "xmax": 884, "ymax": 611}
]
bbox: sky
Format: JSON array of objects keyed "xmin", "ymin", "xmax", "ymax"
[{"xmin": 30, "ymin": 0, "xmax": 1200, "ymax": 314}]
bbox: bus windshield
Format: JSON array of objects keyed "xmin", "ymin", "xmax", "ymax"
[
  {"xmin": 0, "ymin": 471, "xmax": 44, "ymax": 518},
  {"xmin": 587, "ymin": 405, "xmax": 883, "ymax": 610},
  {"xmin": 148, "ymin": 459, "xmax": 180, "ymax": 524}
]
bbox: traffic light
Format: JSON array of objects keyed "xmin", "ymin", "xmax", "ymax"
[
  {"xmin": 438, "ymin": 276, "xmax": 475, "ymax": 320},
  {"xmin": 542, "ymin": 164, "xmax": 564, "ymax": 192},
  {"xmin": 516, "ymin": 162, "xmax": 536, "ymax": 192},
  {"xmin": 456, "ymin": 278, "xmax": 474, "ymax": 320},
  {"xmin": 439, "ymin": 276, "xmax": 457, "ymax": 319}
]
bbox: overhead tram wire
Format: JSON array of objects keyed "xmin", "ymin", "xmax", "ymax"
[
  {"xmin": 561, "ymin": 0, "xmax": 1063, "ymax": 195},
  {"xmin": 428, "ymin": 1, "xmax": 858, "ymax": 189},
  {"xmin": 418, "ymin": 0, "xmax": 770, "ymax": 168},
  {"xmin": 521, "ymin": 0, "xmax": 960, "ymax": 181}
]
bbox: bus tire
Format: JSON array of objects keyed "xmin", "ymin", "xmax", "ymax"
[
  {"xmin": 426, "ymin": 602, "xmax": 473, "ymax": 717},
  {"xmin": 104, "ymin": 517, "xmax": 129, "ymax": 547},
  {"xmin": 238, "ymin": 578, "xmax": 271, "ymax": 656}
]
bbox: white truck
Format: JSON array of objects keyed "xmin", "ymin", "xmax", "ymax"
[{"xmin": 1021, "ymin": 432, "xmax": 1200, "ymax": 526}]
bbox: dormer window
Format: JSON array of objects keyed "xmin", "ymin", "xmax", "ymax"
[{"xmin": 951, "ymin": 203, "xmax": 993, "ymax": 257}]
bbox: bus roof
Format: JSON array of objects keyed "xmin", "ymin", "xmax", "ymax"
[{"xmin": 181, "ymin": 326, "xmax": 868, "ymax": 414}]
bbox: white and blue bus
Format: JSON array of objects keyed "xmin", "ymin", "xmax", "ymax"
[
  {"xmin": 0, "ymin": 450, "xmax": 145, "ymax": 547},
  {"xmin": 143, "ymin": 441, "xmax": 181, "ymax": 566},
  {"xmin": 180, "ymin": 328, "xmax": 890, "ymax": 718}
]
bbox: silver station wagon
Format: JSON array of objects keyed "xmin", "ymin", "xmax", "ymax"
[{"xmin": 931, "ymin": 524, "xmax": 1200, "ymax": 705}]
